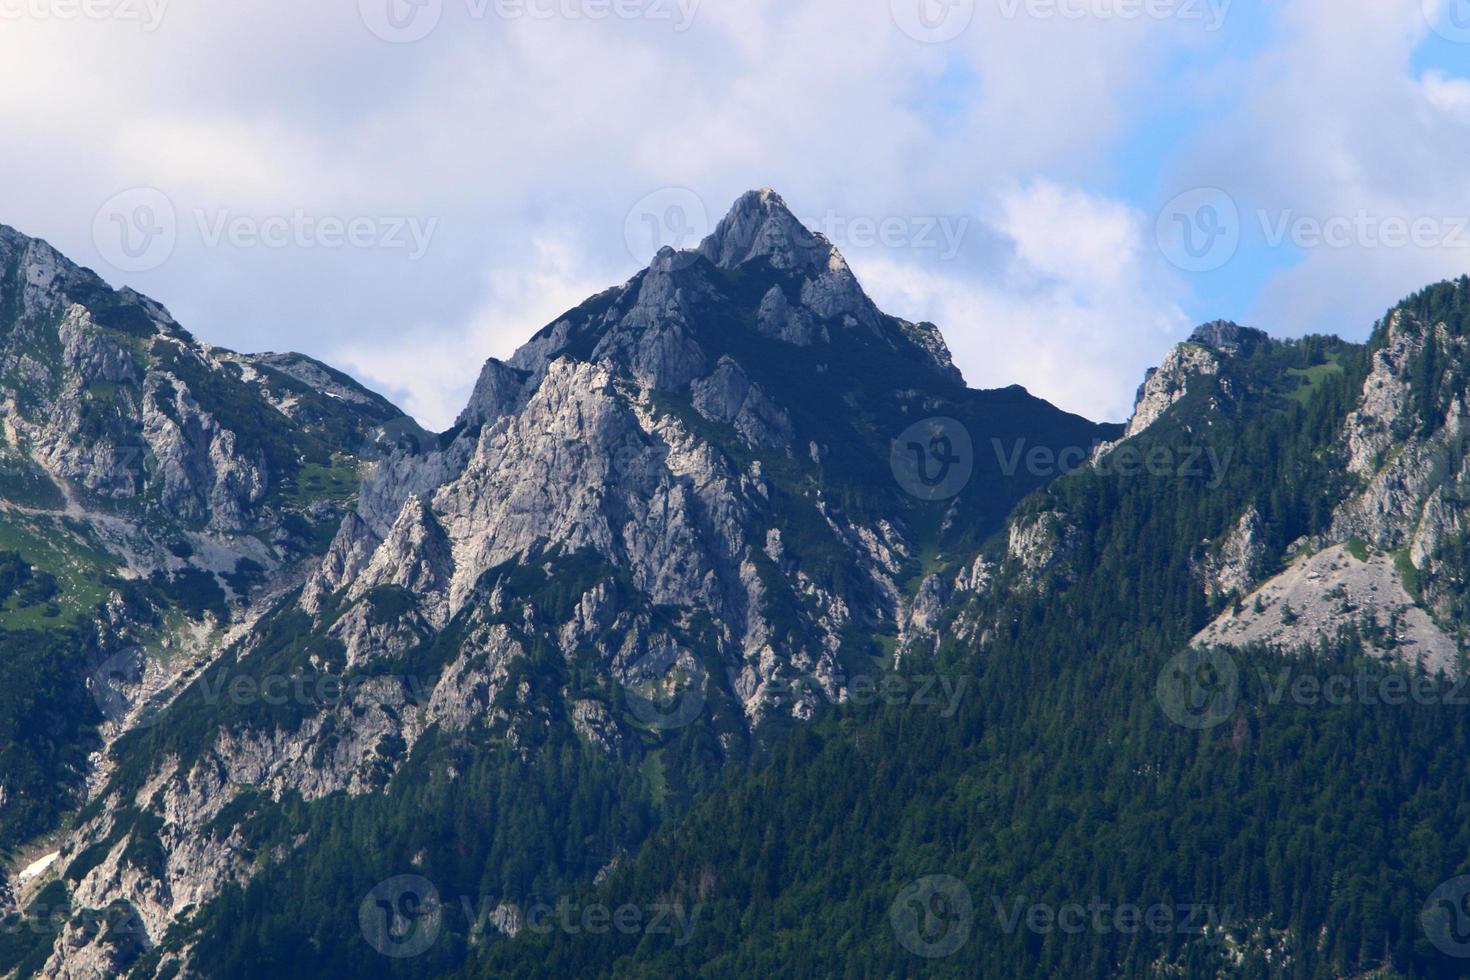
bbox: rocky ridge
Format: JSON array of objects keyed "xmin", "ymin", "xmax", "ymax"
[{"xmin": 24, "ymin": 190, "xmax": 1116, "ymax": 977}]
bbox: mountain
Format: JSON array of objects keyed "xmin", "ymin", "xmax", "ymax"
[
  {"xmin": 12, "ymin": 189, "xmax": 1470, "ymax": 978},
  {"xmin": 0, "ymin": 191, "xmax": 1121, "ymax": 978},
  {"xmin": 472, "ymin": 280, "xmax": 1470, "ymax": 978},
  {"xmin": 0, "ymin": 222, "xmax": 417, "ymax": 885}
]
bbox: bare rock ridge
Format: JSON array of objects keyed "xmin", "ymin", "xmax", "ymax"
[{"xmin": 25, "ymin": 191, "xmax": 1121, "ymax": 977}]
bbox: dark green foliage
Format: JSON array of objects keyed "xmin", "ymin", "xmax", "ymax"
[
  {"xmin": 461, "ymin": 333, "xmax": 1470, "ymax": 978},
  {"xmin": 0, "ymin": 625, "xmax": 97, "ymax": 850},
  {"xmin": 0, "ymin": 878, "xmax": 70, "ymax": 978},
  {"xmin": 222, "ymin": 557, "xmax": 266, "ymax": 597},
  {"xmin": 148, "ymin": 567, "xmax": 227, "ymax": 623},
  {"xmin": 0, "ymin": 453, "xmax": 64, "ymax": 509}
]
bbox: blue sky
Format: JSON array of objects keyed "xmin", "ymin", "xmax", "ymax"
[{"xmin": 1, "ymin": 0, "xmax": 1468, "ymax": 427}]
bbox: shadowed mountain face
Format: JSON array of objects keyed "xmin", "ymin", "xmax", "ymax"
[{"xmin": 0, "ymin": 191, "xmax": 1125, "ymax": 977}]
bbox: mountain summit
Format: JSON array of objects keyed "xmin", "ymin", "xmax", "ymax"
[
  {"xmin": 696, "ymin": 188, "xmax": 833, "ymax": 273},
  {"xmin": 10, "ymin": 201, "xmax": 1470, "ymax": 978},
  {"xmin": 7, "ymin": 192, "xmax": 1118, "ymax": 976}
]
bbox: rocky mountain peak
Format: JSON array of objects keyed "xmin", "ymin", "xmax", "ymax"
[
  {"xmin": 697, "ymin": 188, "xmax": 837, "ymax": 276},
  {"xmin": 1188, "ymin": 319, "xmax": 1271, "ymax": 355}
]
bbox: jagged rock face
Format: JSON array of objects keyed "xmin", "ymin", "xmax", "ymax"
[
  {"xmin": 1117, "ymin": 342, "xmax": 1221, "ymax": 442},
  {"xmin": 1188, "ymin": 320, "xmax": 1270, "ymax": 356},
  {"xmin": 1332, "ymin": 311, "xmax": 1470, "ymax": 549},
  {"xmin": 0, "ymin": 223, "xmax": 407, "ymax": 544},
  {"xmin": 29, "ymin": 192, "xmax": 1118, "ymax": 975},
  {"xmin": 318, "ymin": 187, "xmax": 1072, "ymax": 725},
  {"xmin": 691, "ymin": 356, "xmax": 794, "ymax": 449},
  {"xmin": 1201, "ymin": 507, "xmax": 1267, "ymax": 600},
  {"xmin": 0, "ymin": 224, "xmax": 417, "ymax": 973},
  {"xmin": 1095, "ymin": 321, "xmax": 1272, "ymax": 459},
  {"xmin": 1005, "ymin": 510, "xmax": 1078, "ymax": 586}
]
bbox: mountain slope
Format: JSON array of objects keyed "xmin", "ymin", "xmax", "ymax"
[
  {"xmin": 473, "ymin": 283, "xmax": 1470, "ymax": 978},
  {"xmin": 0, "ymin": 222, "xmax": 417, "ymax": 968},
  {"xmin": 10, "ymin": 190, "xmax": 1123, "ymax": 978}
]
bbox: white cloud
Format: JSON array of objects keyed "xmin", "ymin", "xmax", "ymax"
[
  {"xmin": 1165, "ymin": 0, "xmax": 1470, "ymax": 339},
  {"xmin": 855, "ymin": 180, "xmax": 1190, "ymax": 423},
  {"xmin": 3, "ymin": 0, "xmax": 1467, "ymax": 429},
  {"xmin": 334, "ymin": 236, "xmax": 609, "ymax": 429}
]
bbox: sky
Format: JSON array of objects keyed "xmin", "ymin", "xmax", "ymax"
[{"xmin": 2, "ymin": 0, "xmax": 1469, "ymax": 429}]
